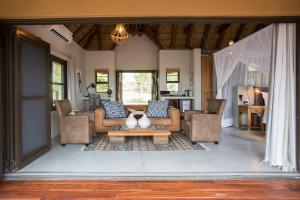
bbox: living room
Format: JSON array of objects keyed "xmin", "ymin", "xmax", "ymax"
[
  {"xmin": 1, "ymin": 0, "xmax": 300, "ymax": 198},
  {"xmin": 0, "ymin": 21, "xmax": 297, "ymax": 178}
]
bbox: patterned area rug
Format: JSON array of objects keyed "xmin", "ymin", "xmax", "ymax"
[{"xmin": 83, "ymin": 132, "xmax": 208, "ymax": 151}]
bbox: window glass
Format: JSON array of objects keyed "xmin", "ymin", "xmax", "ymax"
[
  {"xmin": 121, "ymin": 72, "xmax": 153, "ymax": 105},
  {"xmin": 166, "ymin": 69, "xmax": 180, "ymax": 92},
  {"xmin": 52, "ymin": 62, "xmax": 64, "ymax": 83},
  {"xmin": 95, "ymin": 70, "xmax": 109, "ymax": 93},
  {"xmin": 51, "ymin": 56, "xmax": 67, "ymax": 110}
]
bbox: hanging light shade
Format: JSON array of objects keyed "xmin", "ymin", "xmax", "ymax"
[{"xmin": 111, "ymin": 23, "xmax": 129, "ymax": 44}]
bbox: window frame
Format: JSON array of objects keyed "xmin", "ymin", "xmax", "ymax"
[
  {"xmin": 166, "ymin": 68, "xmax": 180, "ymax": 92},
  {"xmin": 50, "ymin": 55, "xmax": 68, "ymax": 111},
  {"xmin": 116, "ymin": 70, "xmax": 156, "ymax": 105},
  {"xmin": 95, "ymin": 69, "xmax": 109, "ymax": 93}
]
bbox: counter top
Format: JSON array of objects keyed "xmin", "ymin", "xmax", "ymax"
[{"xmin": 160, "ymin": 96, "xmax": 194, "ymax": 100}]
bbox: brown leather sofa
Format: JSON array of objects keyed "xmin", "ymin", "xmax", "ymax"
[
  {"xmin": 56, "ymin": 99, "xmax": 95, "ymax": 145},
  {"xmin": 184, "ymin": 99, "xmax": 226, "ymax": 144},
  {"xmin": 95, "ymin": 106, "xmax": 180, "ymax": 133}
]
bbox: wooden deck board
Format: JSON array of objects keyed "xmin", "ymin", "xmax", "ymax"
[{"xmin": 0, "ymin": 180, "xmax": 300, "ymax": 199}]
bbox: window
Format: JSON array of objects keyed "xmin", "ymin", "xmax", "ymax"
[
  {"xmin": 166, "ymin": 68, "xmax": 180, "ymax": 92},
  {"xmin": 51, "ymin": 56, "xmax": 67, "ymax": 110},
  {"xmin": 95, "ymin": 69, "xmax": 109, "ymax": 93},
  {"xmin": 119, "ymin": 71, "xmax": 154, "ymax": 105}
]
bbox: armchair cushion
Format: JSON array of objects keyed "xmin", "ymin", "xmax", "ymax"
[
  {"xmin": 102, "ymin": 101, "xmax": 127, "ymax": 119},
  {"xmin": 146, "ymin": 99, "xmax": 169, "ymax": 118}
]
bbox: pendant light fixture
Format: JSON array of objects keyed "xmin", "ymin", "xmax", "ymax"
[{"xmin": 111, "ymin": 23, "xmax": 129, "ymax": 44}]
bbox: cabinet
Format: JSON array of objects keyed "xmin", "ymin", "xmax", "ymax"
[{"xmin": 238, "ymin": 105, "xmax": 265, "ymax": 130}]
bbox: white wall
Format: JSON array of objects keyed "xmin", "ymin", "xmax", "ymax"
[
  {"xmin": 193, "ymin": 49, "xmax": 202, "ymax": 110},
  {"xmin": 19, "ymin": 25, "xmax": 86, "ymax": 138},
  {"xmin": 159, "ymin": 50, "xmax": 192, "ymax": 94},
  {"xmin": 85, "ymin": 34, "xmax": 159, "ymax": 98},
  {"xmin": 85, "ymin": 51, "xmax": 116, "ymax": 98},
  {"xmin": 115, "ymin": 35, "xmax": 159, "ymax": 70}
]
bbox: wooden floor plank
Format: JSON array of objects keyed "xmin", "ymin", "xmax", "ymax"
[{"xmin": 0, "ymin": 180, "xmax": 300, "ymax": 199}]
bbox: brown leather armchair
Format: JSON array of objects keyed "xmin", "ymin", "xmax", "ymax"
[
  {"xmin": 184, "ymin": 99, "xmax": 226, "ymax": 144},
  {"xmin": 56, "ymin": 99, "xmax": 95, "ymax": 146}
]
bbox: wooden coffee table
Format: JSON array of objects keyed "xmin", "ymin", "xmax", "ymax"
[{"xmin": 108, "ymin": 125, "xmax": 171, "ymax": 145}]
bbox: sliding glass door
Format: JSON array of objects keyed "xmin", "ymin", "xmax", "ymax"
[{"xmin": 16, "ymin": 30, "xmax": 51, "ymax": 170}]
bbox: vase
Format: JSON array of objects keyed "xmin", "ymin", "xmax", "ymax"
[
  {"xmin": 126, "ymin": 113, "xmax": 137, "ymax": 128},
  {"xmin": 138, "ymin": 114, "xmax": 151, "ymax": 129}
]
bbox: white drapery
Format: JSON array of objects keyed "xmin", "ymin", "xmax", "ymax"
[
  {"xmin": 213, "ymin": 25, "xmax": 273, "ymax": 127},
  {"xmin": 264, "ymin": 24, "xmax": 296, "ymax": 171}
]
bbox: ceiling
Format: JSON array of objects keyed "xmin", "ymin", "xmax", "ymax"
[{"xmin": 65, "ymin": 23, "xmax": 269, "ymax": 53}]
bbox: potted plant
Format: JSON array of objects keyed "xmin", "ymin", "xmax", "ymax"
[{"xmin": 107, "ymin": 89, "xmax": 112, "ymax": 97}]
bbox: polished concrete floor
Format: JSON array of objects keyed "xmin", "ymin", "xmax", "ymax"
[{"xmin": 16, "ymin": 127, "xmax": 282, "ymax": 175}]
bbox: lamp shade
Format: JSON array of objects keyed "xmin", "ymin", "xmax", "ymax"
[{"xmin": 111, "ymin": 23, "xmax": 129, "ymax": 44}]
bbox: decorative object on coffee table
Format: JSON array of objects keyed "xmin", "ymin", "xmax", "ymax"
[
  {"xmin": 128, "ymin": 109, "xmax": 144, "ymax": 120},
  {"xmin": 138, "ymin": 113, "xmax": 151, "ymax": 128},
  {"xmin": 126, "ymin": 113, "xmax": 137, "ymax": 128},
  {"xmin": 108, "ymin": 125, "xmax": 170, "ymax": 145}
]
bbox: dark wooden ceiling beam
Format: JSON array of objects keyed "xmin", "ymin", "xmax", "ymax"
[
  {"xmin": 217, "ymin": 24, "xmax": 230, "ymax": 34},
  {"xmin": 73, "ymin": 24, "xmax": 85, "ymax": 37},
  {"xmin": 170, "ymin": 24, "xmax": 177, "ymax": 48},
  {"xmin": 143, "ymin": 24, "xmax": 162, "ymax": 49},
  {"xmin": 78, "ymin": 25, "xmax": 96, "ymax": 45},
  {"xmin": 96, "ymin": 25, "xmax": 102, "ymax": 50},
  {"xmin": 184, "ymin": 24, "xmax": 193, "ymax": 49},
  {"xmin": 254, "ymin": 23, "xmax": 266, "ymax": 32},
  {"xmin": 215, "ymin": 24, "xmax": 231, "ymax": 50},
  {"xmin": 84, "ymin": 25, "xmax": 98, "ymax": 49},
  {"xmin": 234, "ymin": 24, "xmax": 246, "ymax": 42},
  {"xmin": 155, "ymin": 24, "xmax": 160, "ymax": 44},
  {"xmin": 200, "ymin": 24, "xmax": 211, "ymax": 50}
]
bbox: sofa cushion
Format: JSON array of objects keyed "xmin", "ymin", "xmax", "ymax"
[
  {"xmin": 103, "ymin": 118, "xmax": 126, "ymax": 127},
  {"xmin": 149, "ymin": 118, "xmax": 173, "ymax": 126},
  {"xmin": 147, "ymin": 100, "xmax": 169, "ymax": 118},
  {"xmin": 102, "ymin": 101, "xmax": 127, "ymax": 119}
]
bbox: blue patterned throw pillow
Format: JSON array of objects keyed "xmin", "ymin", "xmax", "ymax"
[
  {"xmin": 147, "ymin": 100, "xmax": 169, "ymax": 118},
  {"xmin": 102, "ymin": 101, "xmax": 127, "ymax": 119}
]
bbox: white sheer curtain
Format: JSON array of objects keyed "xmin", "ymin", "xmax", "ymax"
[
  {"xmin": 220, "ymin": 63, "xmax": 269, "ymax": 127},
  {"xmin": 214, "ymin": 25, "xmax": 273, "ymax": 127},
  {"xmin": 264, "ymin": 23, "xmax": 296, "ymax": 171}
]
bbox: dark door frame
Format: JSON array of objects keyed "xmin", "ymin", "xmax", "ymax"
[
  {"xmin": 296, "ymin": 23, "xmax": 300, "ymax": 171},
  {"xmin": 0, "ymin": 16, "xmax": 300, "ymax": 25},
  {"xmin": 0, "ymin": 26, "xmax": 3, "ymax": 178},
  {"xmin": 0, "ymin": 27, "xmax": 51, "ymax": 173},
  {"xmin": 0, "ymin": 17, "xmax": 300, "ymax": 174}
]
